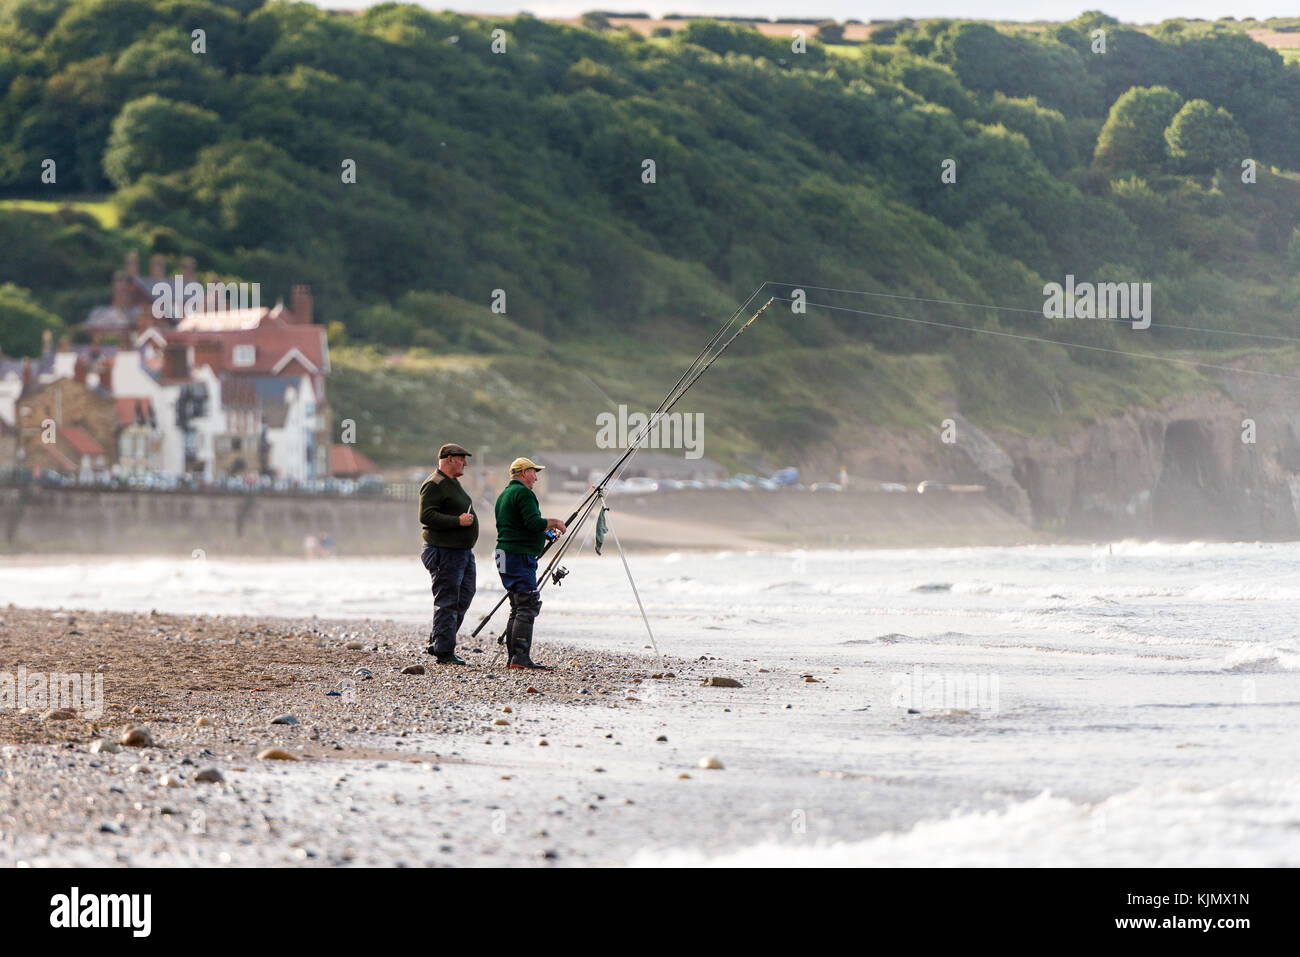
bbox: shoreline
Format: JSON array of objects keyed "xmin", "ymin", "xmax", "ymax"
[
  {"xmin": 2, "ymin": 533, "xmax": 1294, "ymax": 566},
  {"xmin": 0, "ymin": 606, "xmax": 833, "ymax": 866},
  {"xmin": 0, "ymin": 603, "xmax": 1054, "ymax": 867},
  {"xmin": 4, "ymin": 563, "xmax": 1297, "ymax": 866}
]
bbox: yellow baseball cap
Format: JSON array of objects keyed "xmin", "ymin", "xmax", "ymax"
[{"xmin": 509, "ymin": 457, "xmax": 544, "ymax": 474}]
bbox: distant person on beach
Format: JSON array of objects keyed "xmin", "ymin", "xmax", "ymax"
[
  {"xmin": 494, "ymin": 457, "xmax": 566, "ymax": 670},
  {"xmin": 419, "ymin": 443, "xmax": 478, "ymax": 665}
]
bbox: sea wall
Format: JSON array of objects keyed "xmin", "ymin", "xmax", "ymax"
[
  {"xmin": 0, "ymin": 487, "xmax": 421, "ymax": 558},
  {"xmin": 0, "ymin": 485, "xmax": 1043, "ymax": 557}
]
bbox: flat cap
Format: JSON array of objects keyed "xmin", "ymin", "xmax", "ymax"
[{"xmin": 438, "ymin": 443, "xmax": 471, "ymax": 459}]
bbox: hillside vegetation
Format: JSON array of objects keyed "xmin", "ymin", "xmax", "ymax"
[{"xmin": 3, "ymin": 2, "xmax": 1300, "ymax": 471}]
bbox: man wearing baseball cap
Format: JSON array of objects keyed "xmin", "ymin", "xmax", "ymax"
[
  {"xmin": 493, "ymin": 457, "xmax": 567, "ymax": 670},
  {"xmin": 419, "ymin": 443, "xmax": 478, "ymax": 664}
]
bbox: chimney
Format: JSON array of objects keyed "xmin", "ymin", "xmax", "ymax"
[
  {"xmin": 21, "ymin": 359, "xmax": 32, "ymax": 388},
  {"xmin": 290, "ymin": 285, "xmax": 313, "ymax": 325},
  {"xmin": 73, "ymin": 353, "xmax": 89, "ymax": 384},
  {"xmin": 150, "ymin": 254, "xmax": 166, "ymax": 280},
  {"xmin": 163, "ymin": 343, "xmax": 190, "ymax": 381},
  {"xmin": 182, "ymin": 257, "xmax": 196, "ymax": 283},
  {"xmin": 41, "ymin": 329, "xmax": 53, "ymax": 356},
  {"xmin": 111, "ymin": 271, "xmax": 129, "ymax": 307},
  {"xmin": 126, "ymin": 250, "xmax": 139, "ymax": 277},
  {"xmin": 99, "ymin": 357, "xmax": 114, "ymax": 393}
]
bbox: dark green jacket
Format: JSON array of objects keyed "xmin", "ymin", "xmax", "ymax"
[
  {"xmin": 494, "ymin": 478, "xmax": 548, "ymax": 555},
  {"xmin": 419, "ymin": 469, "xmax": 478, "ymax": 549}
]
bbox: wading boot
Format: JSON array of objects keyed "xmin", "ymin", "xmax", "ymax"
[
  {"xmin": 507, "ymin": 593, "xmax": 550, "ymax": 671},
  {"xmin": 499, "ymin": 592, "xmax": 519, "ymax": 662}
]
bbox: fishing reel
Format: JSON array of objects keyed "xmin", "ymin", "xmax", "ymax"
[{"xmin": 550, "ymin": 565, "xmax": 570, "ymax": 587}]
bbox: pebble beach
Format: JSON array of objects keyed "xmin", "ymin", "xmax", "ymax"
[{"xmin": 0, "ymin": 606, "xmax": 828, "ymax": 866}]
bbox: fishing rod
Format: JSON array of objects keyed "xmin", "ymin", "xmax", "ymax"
[
  {"xmin": 469, "ymin": 292, "xmax": 776, "ymax": 638},
  {"xmin": 534, "ymin": 293, "xmax": 779, "ymax": 586}
]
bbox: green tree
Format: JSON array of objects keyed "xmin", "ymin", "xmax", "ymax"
[
  {"xmin": 102, "ymin": 94, "xmax": 222, "ymax": 188},
  {"xmin": 1093, "ymin": 85, "xmax": 1184, "ymax": 173},
  {"xmin": 816, "ymin": 20, "xmax": 844, "ymax": 44},
  {"xmin": 1164, "ymin": 99, "xmax": 1248, "ymax": 174},
  {"xmin": 935, "ymin": 21, "xmax": 1102, "ymax": 117},
  {"xmin": 0, "ymin": 283, "xmax": 61, "ymax": 357}
]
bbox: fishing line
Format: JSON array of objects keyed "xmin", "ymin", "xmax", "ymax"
[
  {"xmin": 765, "ymin": 280, "xmax": 1300, "ymax": 346},
  {"xmin": 773, "ymin": 296, "xmax": 1300, "ymax": 385}
]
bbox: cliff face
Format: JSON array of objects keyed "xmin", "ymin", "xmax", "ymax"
[
  {"xmin": 815, "ymin": 373, "xmax": 1300, "ymax": 542},
  {"xmin": 975, "ymin": 382, "xmax": 1300, "ymax": 540}
]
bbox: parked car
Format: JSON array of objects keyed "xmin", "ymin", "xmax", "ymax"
[
  {"xmin": 877, "ymin": 482, "xmax": 909, "ymax": 493},
  {"xmin": 917, "ymin": 481, "xmax": 950, "ymax": 494},
  {"xmin": 772, "ymin": 467, "xmax": 800, "ymax": 486},
  {"xmin": 619, "ymin": 477, "xmax": 660, "ymax": 494},
  {"xmin": 809, "ymin": 482, "xmax": 842, "ymax": 492}
]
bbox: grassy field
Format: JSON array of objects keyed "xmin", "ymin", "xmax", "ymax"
[{"xmin": 0, "ymin": 197, "xmax": 119, "ymax": 228}]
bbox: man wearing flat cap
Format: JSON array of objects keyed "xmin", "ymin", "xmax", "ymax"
[
  {"xmin": 419, "ymin": 443, "xmax": 478, "ymax": 664},
  {"xmin": 494, "ymin": 457, "xmax": 567, "ymax": 670}
]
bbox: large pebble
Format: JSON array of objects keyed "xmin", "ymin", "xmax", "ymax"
[
  {"xmin": 195, "ymin": 716, "xmax": 213, "ymax": 727},
  {"xmin": 257, "ymin": 748, "xmax": 298, "ymax": 761},
  {"xmin": 703, "ymin": 677, "xmax": 743, "ymax": 688},
  {"xmin": 40, "ymin": 709, "xmax": 74, "ymax": 722},
  {"xmin": 401, "ymin": 665, "xmax": 426, "ymax": 675},
  {"xmin": 90, "ymin": 740, "xmax": 120, "ymax": 755},
  {"xmin": 698, "ymin": 755, "xmax": 724, "ymax": 770},
  {"xmin": 345, "ymin": 640, "xmax": 363, "ymax": 650},
  {"xmin": 194, "ymin": 768, "xmax": 224, "ymax": 784},
  {"xmin": 120, "ymin": 726, "xmax": 153, "ymax": 748},
  {"xmin": 158, "ymin": 774, "xmax": 182, "ymax": 788},
  {"xmin": 271, "ymin": 714, "xmax": 299, "ymax": 726}
]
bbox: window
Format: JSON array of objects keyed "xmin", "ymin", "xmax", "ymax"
[{"xmin": 232, "ymin": 344, "xmax": 255, "ymax": 367}]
